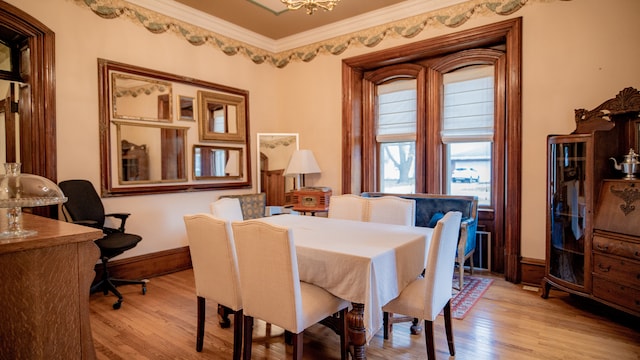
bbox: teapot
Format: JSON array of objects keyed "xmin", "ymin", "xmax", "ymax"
[{"xmin": 610, "ymin": 148, "xmax": 640, "ymax": 180}]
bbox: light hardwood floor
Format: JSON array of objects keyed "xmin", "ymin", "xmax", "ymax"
[{"xmin": 90, "ymin": 269, "xmax": 640, "ymax": 359}]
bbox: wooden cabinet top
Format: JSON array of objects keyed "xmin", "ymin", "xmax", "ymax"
[{"xmin": 0, "ymin": 213, "xmax": 103, "ymax": 255}]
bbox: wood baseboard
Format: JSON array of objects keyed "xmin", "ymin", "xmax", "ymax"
[
  {"xmin": 94, "ymin": 246, "xmax": 192, "ymax": 284},
  {"xmin": 520, "ymin": 257, "xmax": 545, "ymax": 287}
]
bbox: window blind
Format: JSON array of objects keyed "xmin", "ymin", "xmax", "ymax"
[
  {"xmin": 376, "ymin": 79, "xmax": 417, "ymax": 142},
  {"xmin": 441, "ymin": 65, "xmax": 494, "ymax": 143}
]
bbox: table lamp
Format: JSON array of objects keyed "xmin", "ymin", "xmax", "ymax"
[
  {"xmin": 0, "ymin": 163, "xmax": 67, "ymax": 238},
  {"xmin": 285, "ymin": 149, "xmax": 321, "ymax": 189}
]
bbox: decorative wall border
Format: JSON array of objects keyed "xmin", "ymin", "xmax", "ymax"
[{"xmin": 75, "ymin": 0, "xmax": 559, "ymax": 68}]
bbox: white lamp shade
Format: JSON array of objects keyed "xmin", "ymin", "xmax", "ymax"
[{"xmin": 285, "ymin": 149, "xmax": 321, "ymax": 175}]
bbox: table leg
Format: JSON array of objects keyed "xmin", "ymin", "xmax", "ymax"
[{"xmin": 346, "ymin": 302, "xmax": 366, "ymax": 360}]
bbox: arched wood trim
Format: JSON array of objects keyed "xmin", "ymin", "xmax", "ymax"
[
  {"xmin": 362, "ymin": 64, "xmax": 426, "ymax": 192},
  {"xmin": 342, "ymin": 17, "xmax": 522, "ymax": 282}
]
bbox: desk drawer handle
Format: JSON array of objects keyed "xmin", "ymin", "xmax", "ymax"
[
  {"xmin": 596, "ymin": 244, "xmax": 609, "ymax": 252},
  {"xmin": 597, "ymin": 264, "xmax": 611, "ymax": 272}
]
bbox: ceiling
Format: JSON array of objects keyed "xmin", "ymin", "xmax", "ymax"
[{"xmin": 170, "ymin": 0, "xmax": 409, "ymax": 40}]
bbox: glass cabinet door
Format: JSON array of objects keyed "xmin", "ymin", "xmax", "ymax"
[{"xmin": 548, "ymin": 138, "xmax": 588, "ymax": 288}]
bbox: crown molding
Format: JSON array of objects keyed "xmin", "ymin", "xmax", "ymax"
[
  {"xmin": 126, "ymin": 0, "xmax": 469, "ymax": 53},
  {"xmin": 79, "ymin": 0, "xmax": 538, "ymax": 67},
  {"xmin": 126, "ymin": 0, "xmax": 280, "ymax": 52},
  {"xmin": 276, "ymin": 0, "xmax": 469, "ymax": 52}
]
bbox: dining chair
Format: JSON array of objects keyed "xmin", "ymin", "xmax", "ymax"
[
  {"xmin": 382, "ymin": 211, "xmax": 463, "ymax": 360},
  {"xmin": 366, "ymin": 195, "xmax": 416, "ymax": 226},
  {"xmin": 210, "ymin": 197, "xmax": 245, "ymax": 222},
  {"xmin": 327, "ymin": 194, "xmax": 367, "ymax": 221},
  {"xmin": 183, "ymin": 214, "xmax": 243, "ymax": 360},
  {"xmin": 232, "ymin": 220, "xmax": 350, "ymax": 360}
]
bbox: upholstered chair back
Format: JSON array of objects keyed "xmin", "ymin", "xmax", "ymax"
[
  {"xmin": 328, "ymin": 194, "xmax": 367, "ymax": 221},
  {"xmin": 183, "ymin": 214, "xmax": 242, "ymax": 312},
  {"xmin": 220, "ymin": 193, "xmax": 267, "ymax": 219},
  {"xmin": 423, "ymin": 211, "xmax": 462, "ymax": 320},
  {"xmin": 366, "ymin": 196, "xmax": 416, "ymax": 226},
  {"xmin": 232, "ymin": 220, "xmax": 303, "ymax": 332},
  {"xmin": 210, "ymin": 197, "xmax": 244, "ymax": 222}
]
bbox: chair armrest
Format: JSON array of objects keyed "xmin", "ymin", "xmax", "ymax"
[
  {"xmin": 105, "ymin": 212, "xmax": 131, "ymax": 232},
  {"xmin": 457, "ymin": 218, "xmax": 478, "ymax": 257},
  {"xmin": 72, "ymin": 220, "xmax": 101, "ymax": 229}
]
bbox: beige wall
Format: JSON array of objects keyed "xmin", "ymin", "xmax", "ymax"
[{"xmin": 6, "ymin": 0, "xmax": 640, "ymax": 262}]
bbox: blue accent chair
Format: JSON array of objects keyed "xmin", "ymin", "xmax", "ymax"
[{"xmin": 362, "ymin": 192, "xmax": 478, "ymax": 290}]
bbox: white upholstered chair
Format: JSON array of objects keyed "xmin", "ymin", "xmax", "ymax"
[
  {"xmin": 232, "ymin": 220, "xmax": 350, "ymax": 360},
  {"xmin": 210, "ymin": 197, "xmax": 244, "ymax": 222},
  {"xmin": 183, "ymin": 214, "xmax": 243, "ymax": 360},
  {"xmin": 382, "ymin": 211, "xmax": 463, "ymax": 360},
  {"xmin": 366, "ymin": 195, "xmax": 416, "ymax": 226},
  {"xmin": 328, "ymin": 194, "xmax": 367, "ymax": 221}
]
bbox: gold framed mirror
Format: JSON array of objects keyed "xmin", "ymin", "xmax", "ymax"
[
  {"xmin": 99, "ymin": 59, "xmax": 251, "ymax": 196},
  {"xmin": 178, "ymin": 95, "xmax": 194, "ymax": 121},
  {"xmin": 114, "ymin": 121, "xmax": 188, "ymax": 184},
  {"xmin": 193, "ymin": 145, "xmax": 243, "ymax": 179},
  {"xmin": 198, "ymin": 90, "xmax": 246, "ymax": 142},
  {"xmin": 112, "ymin": 73, "xmax": 172, "ymax": 122}
]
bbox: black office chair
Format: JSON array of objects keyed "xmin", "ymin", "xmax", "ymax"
[{"xmin": 59, "ymin": 179, "xmax": 147, "ymax": 309}]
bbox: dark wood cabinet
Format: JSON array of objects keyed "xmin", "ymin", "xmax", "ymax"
[{"xmin": 542, "ymin": 87, "xmax": 640, "ymax": 317}]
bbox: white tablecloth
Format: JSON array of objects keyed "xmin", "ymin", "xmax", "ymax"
[{"xmin": 257, "ymin": 214, "xmax": 432, "ymax": 342}]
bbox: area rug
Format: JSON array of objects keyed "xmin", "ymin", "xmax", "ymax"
[{"xmin": 449, "ymin": 275, "xmax": 494, "ymax": 319}]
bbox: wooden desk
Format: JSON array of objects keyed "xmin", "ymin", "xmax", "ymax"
[
  {"xmin": 257, "ymin": 214, "xmax": 432, "ymax": 359},
  {"xmin": 0, "ymin": 213, "xmax": 102, "ymax": 359}
]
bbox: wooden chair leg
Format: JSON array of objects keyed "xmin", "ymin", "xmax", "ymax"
[
  {"xmin": 410, "ymin": 317, "xmax": 422, "ymax": 335},
  {"xmin": 233, "ymin": 310, "xmax": 243, "ymax": 360},
  {"xmin": 383, "ymin": 312, "xmax": 390, "ymax": 339},
  {"xmin": 242, "ymin": 316, "xmax": 253, "ymax": 360},
  {"xmin": 339, "ymin": 308, "xmax": 348, "ymax": 360},
  {"xmin": 292, "ymin": 332, "xmax": 304, "ymax": 360},
  {"xmin": 458, "ymin": 260, "xmax": 464, "ymax": 290},
  {"xmin": 469, "ymin": 250, "xmax": 475, "ymax": 275},
  {"xmin": 424, "ymin": 319, "xmax": 435, "ymax": 360},
  {"xmin": 196, "ymin": 296, "xmax": 205, "ymax": 352},
  {"xmin": 218, "ymin": 304, "xmax": 232, "ymax": 328},
  {"xmin": 443, "ymin": 300, "xmax": 455, "ymax": 356}
]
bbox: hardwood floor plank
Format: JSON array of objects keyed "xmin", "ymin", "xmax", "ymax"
[{"xmin": 90, "ymin": 269, "xmax": 640, "ymax": 359}]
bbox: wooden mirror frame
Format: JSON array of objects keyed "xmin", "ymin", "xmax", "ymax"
[
  {"xmin": 197, "ymin": 90, "xmax": 246, "ymax": 142},
  {"xmin": 111, "ymin": 73, "xmax": 173, "ymax": 122},
  {"xmin": 192, "ymin": 145, "xmax": 244, "ymax": 180},
  {"xmin": 99, "ymin": 59, "xmax": 251, "ymax": 196}
]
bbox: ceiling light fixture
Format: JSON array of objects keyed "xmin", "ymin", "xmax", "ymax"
[{"xmin": 280, "ymin": 0, "xmax": 341, "ymax": 15}]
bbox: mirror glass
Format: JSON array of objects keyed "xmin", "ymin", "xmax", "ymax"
[
  {"xmin": 100, "ymin": 59, "xmax": 251, "ymax": 196},
  {"xmin": 112, "ymin": 73, "xmax": 172, "ymax": 122},
  {"xmin": 179, "ymin": 95, "xmax": 194, "ymax": 121},
  {"xmin": 0, "ymin": 43, "xmax": 11, "ymax": 72},
  {"xmin": 193, "ymin": 145, "xmax": 243, "ymax": 179},
  {"xmin": 116, "ymin": 121, "xmax": 188, "ymax": 184},
  {"xmin": 257, "ymin": 133, "xmax": 298, "ymax": 206},
  {"xmin": 198, "ymin": 90, "xmax": 246, "ymax": 142}
]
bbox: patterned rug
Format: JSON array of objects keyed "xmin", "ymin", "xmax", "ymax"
[{"xmin": 449, "ymin": 275, "xmax": 494, "ymax": 319}]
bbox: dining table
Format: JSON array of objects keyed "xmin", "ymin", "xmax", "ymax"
[{"xmin": 256, "ymin": 214, "xmax": 433, "ymax": 359}]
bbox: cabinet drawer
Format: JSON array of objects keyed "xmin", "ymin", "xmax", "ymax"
[
  {"xmin": 592, "ymin": 276, "xmax": 640, "ymax": 313},
  {"xmin": 592, "ymin": 253, "xmax": 640, "ymax": 286},
  {"xmin": 592, "ymin": 235, "xmax": 640, "ymax": 260}
]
